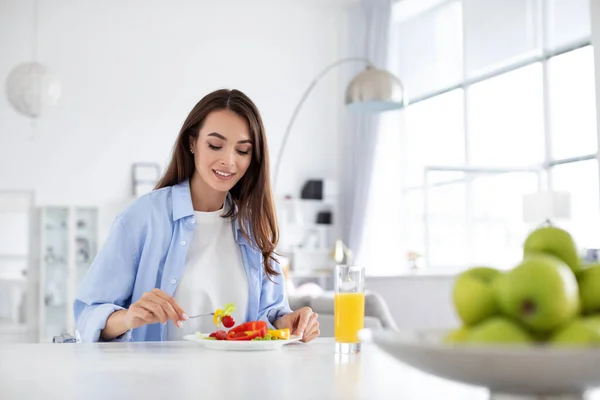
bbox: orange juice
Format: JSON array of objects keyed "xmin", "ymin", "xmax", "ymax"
[{"xmin": 334, "ymin": 292, "xmax": 365, "ymax": 343}]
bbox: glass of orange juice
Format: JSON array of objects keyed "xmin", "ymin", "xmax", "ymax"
[{"xmin": 334, "ymin": 264, "xmax": 365, "ymax": 354}]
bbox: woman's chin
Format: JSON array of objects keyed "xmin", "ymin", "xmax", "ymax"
[{"xmin": 208, "ymin": 177, "xmax": 238, "ymax": 193}]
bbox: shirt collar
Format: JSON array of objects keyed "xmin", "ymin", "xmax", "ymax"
[{"xmin": 171, "ymin": 179, "xmax": 247, "ymax": 246}]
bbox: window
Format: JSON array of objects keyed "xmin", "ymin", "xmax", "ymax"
[
  {"xmin": 391, "ymin": 1, "xmax": 463, "ymax": 100},
  {"xmin": 548, "ymin": 46, "xmax": 597, "ymax": 159},
  {"xmin": 552, "ymin": 160, "xmax": 600, "ymax": 248},
  {"xmin": 405, "ymin": 89, "xmax": 465, "ymax": 186},
  {"xmin": 546, "ymin": 0, "xmax": 592, "ymax": 51},
  {"xmin": 467, "ymin": 63, "xmax": 545, "ymax": 167},
  {"xmin": 462, "ymin": 0, "xmax": 542, "ymax": 77},
  {"xmin": 363, "ymin": 0, "xmax": 598, "ymax": 273}
]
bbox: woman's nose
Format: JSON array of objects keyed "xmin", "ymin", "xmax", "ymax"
[{"xmin": 221, "ymin": 152, "xmax": 235, "ymax": 166}]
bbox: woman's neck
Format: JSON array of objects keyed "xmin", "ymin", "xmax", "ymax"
[{"xmin": 189, "ymin": 173, "xmax": 227, "ymax": 212}]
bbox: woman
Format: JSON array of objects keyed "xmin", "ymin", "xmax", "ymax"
[{"xmin": 74, "ymin": 89, "xmax": 320, "ymax": 343}]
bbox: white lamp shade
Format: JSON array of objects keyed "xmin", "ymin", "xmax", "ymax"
[
  {"xmin": 5, "ymin": 62, "xmax": 61, "ymax": 118},
  {"xmin": 344, "ymin": 66, "xmax": 406, "ymax": 112}
]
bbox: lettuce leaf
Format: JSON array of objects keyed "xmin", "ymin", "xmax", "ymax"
[{"xmin": 222, "ymin": 303, "xmax": 236, "ymax": 316}]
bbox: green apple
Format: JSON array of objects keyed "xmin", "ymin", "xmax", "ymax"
[
  {"xmin": 465, "ymin": 317, "xmax": 534, "ymax": 344},
  {"xmin": 550, "ymin": 317, "xmax": 600, "ymax": 346},
  {"xmin": 443, "ymin": 327, "xmax": 470, "ymax": 343},
  {"xmin": 452, "ymin": 266, "xmax": 502, "ymax": 326},
  {"xmin": 586, "ymin": 314, "xmax": 600, "ymax": 324},
  {"xmin": 578, "ymin": 264, "xmax": 600, "ymax": 314},
  {"xmin": 496, "ymin": 254, "xmax": 579, "ymax": 333},
  {"xmin": 523, "ymin": 225, "xmax": 580, "ymax": 275}
]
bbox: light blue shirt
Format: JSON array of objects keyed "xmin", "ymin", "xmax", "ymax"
[{"xmin": 74, "ymin": 179, "xmax": 292, "ymax": 342}]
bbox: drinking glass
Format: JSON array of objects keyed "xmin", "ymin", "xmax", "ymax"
[{"xmin": 334, "ymin": 264, "xmax": 365, "ymax": 354}]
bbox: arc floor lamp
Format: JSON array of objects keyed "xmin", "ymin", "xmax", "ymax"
[{"xmin": 272, "ymin": 57, "xmax": 407, "ymax": 190}]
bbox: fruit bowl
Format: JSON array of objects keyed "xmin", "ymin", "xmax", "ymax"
[{"xmin": 360, "ymin": 328, "xmax": 600, "ymax": 400}]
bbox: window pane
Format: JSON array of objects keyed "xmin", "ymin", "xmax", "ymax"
[
  {"xmin": 424, "ymin": 182, "xmax": 467, "ymax": 268},
  {"xmin": 471, "ymin": 172, "xmax": 540, "ymax": 220},
  {"xmin": 463, "ymin": 0, "xmax": 542, "ymax": 78},
  {"xmin": 552, "ymin": 160, "xmax": 600, "ymax": 248},
  {"xmin": 469, "ymin": 221, "xmax": 525, "ymax": 268},
  {"xmin": 469, "ymin": 172, "xmax": 539, "ymax": 268},
  {"xmin": 427, "ymin": 179, "xmax": 466, "ymax": 218},
  {"xmin": 428, "ymin": 221, "xmax": 468, "ymax": 267},
  {"xmin": 548, "ymin": 46, "xmax": 597, "ymax": 159},
  {"xmin": 391, "ymin": 0, "xmax": 463, "ymax": 100},
  {"xmin": 405, "ymin": 89, "xmax": 465, "ymax": 187},
  {"xmin": 546, "ymin": 0, "xmax": 591, "ymax": 50},
  {"xmin": 404, "ymin": 190, "xmax": 425, "ymax": 260},
  {"xmin": 468, "ymin": 63, "xmax": 545, "ymax": 167},
  {"xmin": 403, "ymin": 181, "xmax": 468, "ymax": 269}
]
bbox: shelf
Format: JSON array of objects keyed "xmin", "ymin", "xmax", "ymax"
[
  {"xmin": 285, "ymin": 223, "xmax": 333, "ymax": 230},
  {"xmin": 292, "ymin": 248, "xmax": 330, "ymax": 255},
  {"xmin": 279, "ymin": 197, "xmax": 337, "ymax": 206}
]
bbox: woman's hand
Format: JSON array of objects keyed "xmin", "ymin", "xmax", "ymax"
[
  {"xmin": 101, "ymin": 289, "xmax": 187, "ymax": 341},
  {"xmin": 124, "ymin": 288, "xmax": 188, "ymax": 330},
  {"xmin": 274, "ymin": 307, "xmax": 320, "ymax": 343}
]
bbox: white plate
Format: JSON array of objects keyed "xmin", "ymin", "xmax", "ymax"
[
  {"xmin": 182, "ymin": 334, "xmax": 303, "ymax": 351},
  {"xmin": 359, "ymin": 328, "xmax": 600, "ymax": 399}
]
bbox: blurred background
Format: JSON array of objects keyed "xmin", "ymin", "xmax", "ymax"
[{"xmin": 1, "ymin": 0, "xmax": 599, "ymax": 342}]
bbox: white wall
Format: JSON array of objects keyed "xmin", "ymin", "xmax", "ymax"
[{"xmin": 0, "ymin": 0, "xmax": 349, "ymax": 238}]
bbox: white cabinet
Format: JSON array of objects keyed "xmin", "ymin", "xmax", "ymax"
[{"xmin": 37, "ymin": 206, "xmax": 98, "ymax": 342}]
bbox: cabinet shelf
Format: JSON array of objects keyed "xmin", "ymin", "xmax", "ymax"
[{"xmin": 277, "ymin": 192, "xmax": 339, "ymax": 276}]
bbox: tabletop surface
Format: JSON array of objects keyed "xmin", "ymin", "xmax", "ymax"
[{"xmin": 0, "ymin": 338, "xmax": 596, "ymax": 400}]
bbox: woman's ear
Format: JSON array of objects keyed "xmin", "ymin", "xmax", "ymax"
[{"xmin": 189, "ymin": 137, "xmax": 196, "ymax": 154}]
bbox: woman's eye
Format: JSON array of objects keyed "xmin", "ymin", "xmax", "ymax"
[
  {"xmin": 237, "ymin": 150, "xmax": 250, "ymax": 155},
  {"xmin": 209, "ymin": 144, "xmax": 221, "ymax": 150}
]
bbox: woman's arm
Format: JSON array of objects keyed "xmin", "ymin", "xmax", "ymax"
[
  {"xmin": 74, "ymin": 215, "xmax": 139, "ymax": 342},
  {"xmin": 100, "ymin": 309, "xmax": 130, "ymax": 341},
  {"xmin": 99, "ymin": 289, "xmax": 187, "ymax": 341}
]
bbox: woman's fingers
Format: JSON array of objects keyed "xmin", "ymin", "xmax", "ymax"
[
  {"xmin": 128, "ymin": 303, "xmax": 157, "ymax": 327},
  {"xmin": 139, "ymin": 300, "xmax": 168, "ymax": 324},
  {"xmin": 150, "ymin": 289, "xmax": 188, "ymax": 321},
  {"xmin": 147, "ymin": 294, "xmax": 182, "ymax": 326},
  {"xmin": 301, "ymin": 313, "xmax": 319, "ymax": 342},
  {"xmin": 303, "ymin": 328, "xmax": 320, "ymax": 343}
]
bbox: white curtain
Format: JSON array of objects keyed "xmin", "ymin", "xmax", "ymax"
[{"xmin": 340, "ymin": 0, "xmax": 394, "ymax": 260}]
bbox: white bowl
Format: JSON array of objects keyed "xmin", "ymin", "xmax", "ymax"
[{"xmin": 360, "ymin": 328, "xmax": 600, "ymax": 399}]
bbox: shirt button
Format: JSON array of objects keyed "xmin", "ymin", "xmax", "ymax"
[
  {"xmin": 171, "ymin": 278, "xmax": 177, "ymax": 285},
  {"xmin": 181, "ymin": 240, "xmax": 187, "ymax": 246},
  {"xmin": 190, "ymin": 219, "xmax": 196, "ymax": 224}
]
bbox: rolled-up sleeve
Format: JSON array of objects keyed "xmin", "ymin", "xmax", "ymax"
[
  {"xmin": 257, "ymin": 258, "xmax": 293, "ymax": 329},
  {"xmin": 73, "ymin": 215, "xmax": 139, "ymax": 342}
]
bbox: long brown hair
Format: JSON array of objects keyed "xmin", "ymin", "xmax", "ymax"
[{"xmin": 155, "ymin": 89, "xmax": 280, "ymax": 278}]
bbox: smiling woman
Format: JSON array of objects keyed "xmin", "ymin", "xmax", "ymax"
[{"xmin": 73, "ymin": 89, "xmax": 320, "ymax": 343}]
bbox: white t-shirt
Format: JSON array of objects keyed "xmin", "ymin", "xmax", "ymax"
[{"xmin": 167, "ymin": 204, "xmax": 249, "ymax": 340}]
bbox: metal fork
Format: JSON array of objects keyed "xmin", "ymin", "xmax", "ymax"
[{"xmin": 186, "ymin": 312, "xmax": 215, "ymax": 319}]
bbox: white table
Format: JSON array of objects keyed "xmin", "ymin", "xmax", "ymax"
[{"xmin": 0, "ymin": 338, "xmax": 495, "ymax": 399}]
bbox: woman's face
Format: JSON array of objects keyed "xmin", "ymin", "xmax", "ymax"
[{"xmin": 190, "ymin": 109, "xmax": 253, "ymax": 193}]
